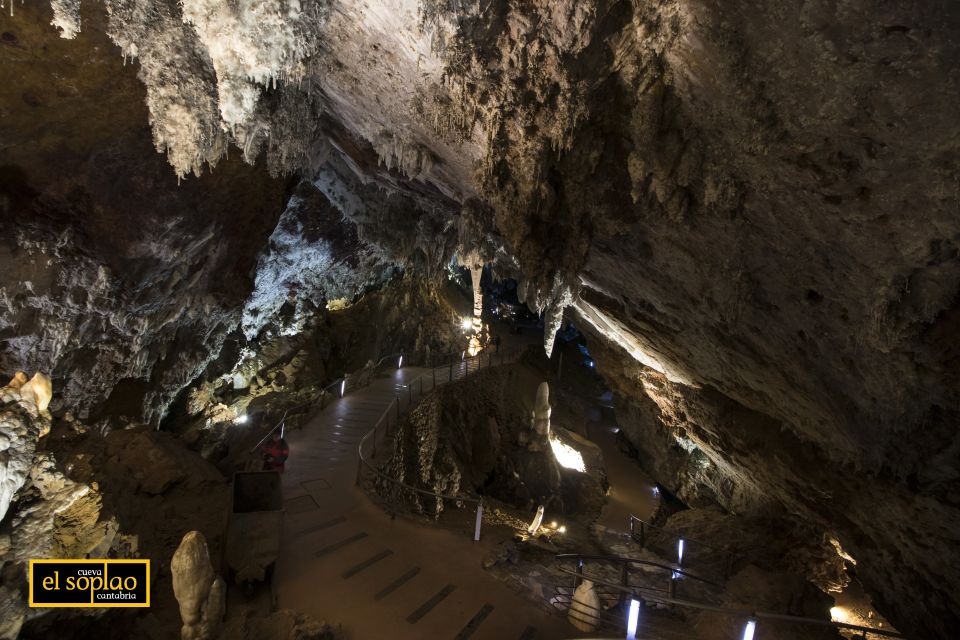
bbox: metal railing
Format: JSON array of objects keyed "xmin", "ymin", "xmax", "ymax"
[
  {"xmin": 356, "ymin": 346, "xmax": 523, "ymax": 541},
  {"xmin": 554, "ymin": 554, "xmax": 907, "ymax": 639},
  {"xmin": 629, "ymin": 514, "xmax": 739, "ymax": 582},
  {"xmin": 247, "ymin": 352, "xmax": 405, "ymax": 454}
]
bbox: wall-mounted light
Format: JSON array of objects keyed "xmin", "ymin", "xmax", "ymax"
[
  {"xmin": 461, "ymin": 318, "xmax": 473, "ymax": 331},
  {"xmin": 558, "ymin": 525, "xmax": 566, "ymax": 534},
  {"xmin": 234, "ymin": 415, "xmax": 248, "ymax": 425},
  {"xmin": 677, "ymin": 538, "xmax": 684, "ymax": 566},
  {"xmin": 742, "ymin": 618, "xmax": 757, "ymax": 640},
  {"xmin": 398, "ymin": 355, "xmax": 403, "ymax": 369},
  {"xmin": 549, "ymin": 435, "xmax": 586, "ymax": 472},
  {"xmin": 340, "ymin": 379, "xmax": 346, "ymax": 397},
  {"xmin": 626, "ymin": 599, "xmax": 640, "ymax": 640}
]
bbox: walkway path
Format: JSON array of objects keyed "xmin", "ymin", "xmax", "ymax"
[
  {"xmin": 275, "ymin": 364, "xmax": 586, "ymax": 640},
  {"xmin": 585, "ymin": 393, "xmax": 659, "ymax": 534}
]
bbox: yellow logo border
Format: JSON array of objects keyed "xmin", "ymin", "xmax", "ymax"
[{"xmin": 28, "ymin": 559, "xmax": 151, "ymax": 608}]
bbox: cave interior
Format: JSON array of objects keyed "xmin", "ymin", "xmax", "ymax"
[{"xmin": 0, "ymin": 2, "xmax": 958, "ymax": 640}]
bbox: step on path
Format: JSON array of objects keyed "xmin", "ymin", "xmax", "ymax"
[{"xmin": 275, "ymin": 367, "xmax": 585, "ymax": 640}]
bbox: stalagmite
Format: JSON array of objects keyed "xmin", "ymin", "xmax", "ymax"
[
  {"xmin": 527, "ymin": 504, "xmax": 545, "ymax": 536},
  {"xmin": 458, "ymin": 249, "xmax": 486, "ymax": 356},
  {"xmin": 567, "ymin": 580, "xmax": 601, "ymax": 632},
  {"xmin": 528, "ymin": 381, "xmax": 551, "ymax": 451},
  {"xmin": 534, "ymin": 382, "xmax": 551, "ymax": 438},
  {"xmin": 171, "ymin": 531, "xmax": 225, "ymax": 640}
]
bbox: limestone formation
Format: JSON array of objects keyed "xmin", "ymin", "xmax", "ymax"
[
  {"xmin": 0, "ymin": 1, "xmax": 957, "ymax": 637},
  {"xmin": 528, "ymin": 382, "xmax": 551, "ymax": 451},
  {"xmin": 567, "ymin": 580, "xmax": 601, "ymax": 633},
  {"xmin": 18, "ymin": 373, "xmax": 52, "ymax": 413},
  {"xmin": 172, "ymin": 531, "xmax": 225, "ymax": 640},
  {"xmin": 526, "ymin": 505, "xmax": 545, "ymax": 537},
  {"xmin": 0, "ymin": 372, "xmax": 53, "ymax": 521},
  {"xmin": 533, "ymin": 383, "xmax": 551, "ymax": 438}
]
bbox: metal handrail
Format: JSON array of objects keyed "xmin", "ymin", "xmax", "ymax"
[
  {"xmin": 356, "ymin": 346, "xmax": 523, "ymax": 539},
  {"xmin": 247, "ymin": 352, "xmax": 405, "ymax": 455},
  {"xmin": 629, "ymin": 513, "xmax": 740, "ymax": 581},
  {"xmin": 629, "ymin": 514, "xmax": 734, "ymax": 557},
  {"xmin": 554, "ymin": 560, "xmax": 906, "ymax": 639},
  {"xmin": 250, "ymin": 408, "xmax": 291, "ymax": 453},
  {"xmin": 556, "ymin": 554, "xmax": 720, "ymax": 588}
]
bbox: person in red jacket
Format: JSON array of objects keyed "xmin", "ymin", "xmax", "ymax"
[{"xmin": 262, "ymin": 431, "xmax": 290, "ymax": 473}]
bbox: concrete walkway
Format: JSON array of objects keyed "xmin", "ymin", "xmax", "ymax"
[
  {"xmin": 275, "ymin": 364, "xmax": 586, "ymax": 640},
  {"xmin": 585, "ymin": 396, "xmax": 660, "ymax": 533}
]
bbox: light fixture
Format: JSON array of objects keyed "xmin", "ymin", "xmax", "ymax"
[
  {"xmin": 398, "ymin": 355, "xmax": 403, "ymax": 369},
  {"xmin": 461, "ymin": 318, "xmax": 473, "ymax": 331},
  {"xmin": 742, "ymin": 618, "xmax": 756, "ymax": 640},
  {"xmin": 549, "ymin": 435, "xmax": 586, "ymax": 472},
  {"xmin": 551, "ymin": 521, "xmax": 558, "ymax": 528},
  {"xmin": 626, "ymin": 599, "xmax": 640, "ymax": 640},
  {"xmin": 234, "ymin": 415, "xmax": 248, "ymax": 425},
  {"xmin": 558, "ymin": 525, "xmax": 566, "ymax": 534},
  {"xmin": 340, "ymin": 379, "xmax": 346, "ymax": 397},
  {"xmin": 652, "ymin": 486, "xmax": 660, "ymax": 496},
  {"xmin": 830, "ymin": 607, "xmax": 850, "ymax": 624},
  {"xmin": 677, "ymin": 538, "xmax": 684, "ymax": 565}
]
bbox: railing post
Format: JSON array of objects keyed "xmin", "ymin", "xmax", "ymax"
[
  {"xmin": 668, "ymin": 574, "xmax": 676, "ymax": 599},
  {"xmin": 640, "ymin": 521, "xmax": 646, "ymax": 547},
  {"xmin": 629, "ymin": 516, "xmax": 635, "ymax": 540},
  {"xmin": 575, "ymin": 558, "xmax": 584, "ymax": 589},
  {"xmin": 473, "ymin": 499, "xmax": 483, "ymax": 541},
  {"xmin": 408, "ymin": 384, "xmax": 412, "ymax": 404},
  {"xmin": 620, "ymin": 560, "xmax": 630, "ymax": 606},
  {"xmin": 396, "ymin": 395, "xmax": 401, "ymax": 420}
]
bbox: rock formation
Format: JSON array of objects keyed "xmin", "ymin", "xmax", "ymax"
[
  {"xmin": 530, "ymin": 382, "xmax": 552, "ymax": 449},
  {"xmin": 172, "ymin": 531, "xmax": 225, "ymax": 640},
  {"xmin": 0, "ymin": 1, "xmax": 957, "ymax": 638},
  {"xmin": 1, "ymin": 372, "xmax": 52, "ymax": 520},
  {"xmin": 567, "ymin": 579, "xmax": 600, "ymax": 633},
  {"xmin": 0, "ymin": 374, "xmax": 114, "ymax": 639}
]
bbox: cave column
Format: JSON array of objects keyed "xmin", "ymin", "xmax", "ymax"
[{"xmin": 458, "ymin": 249, "xmax": 486, "ymax": 356}]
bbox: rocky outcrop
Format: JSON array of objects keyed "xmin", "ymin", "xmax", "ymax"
[
  {"xmin": 0, "ymin": 3, "xmax": 292, "ymax": 427},
  {"xmin": 380, "ymin": 361, "xmax": 604, "ymax": 521},
  {"xmin": 0, "ymin": 372, "xmax": 52, "ymax": 521},
  {"xmin": 0, "ymin": 376, "xmax": 115, "ymax": 640}
]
